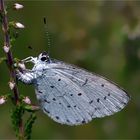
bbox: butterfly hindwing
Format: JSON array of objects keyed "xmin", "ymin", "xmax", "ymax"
[{"xmin": 52, "ymin": 60, "xmax": 130, "ymax": 114}]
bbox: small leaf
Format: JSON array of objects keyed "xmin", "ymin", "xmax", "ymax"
[
  {"xmin": 9, "ymin": 21, "xmax": 15, "ymax": 27},
  {"xmin": 0, "ymin": 57, "xmax": 6, "ymax": 64},
  {"xmin": 24, "ymin": 105, "xmax": 40, "ymax": 112},
  {"xmin": 10, "ymin": 37, "xmax": 16, "ymax": 45},
  {"xmin": 14, "ymin": 58, "xmax": 21, "ymax": 63}
]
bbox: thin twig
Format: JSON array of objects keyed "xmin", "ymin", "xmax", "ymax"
[{"xmin": 0, "ymin": 0, "xmax": 24, "ymax": 139}]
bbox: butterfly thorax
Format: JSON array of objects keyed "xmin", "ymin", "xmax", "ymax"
[{"xmin": 32, "ymin": 61, "xmax": 49, "ymax": 71}]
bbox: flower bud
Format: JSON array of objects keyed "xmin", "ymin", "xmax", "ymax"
[
  {"xmin": 14, "ymin": 3, "xmax": 24, "ymax": 10},
  {"xmin": 15, "ymin": 22, "xmax": 25, "ymax": 29},
  {"xmin": 0, "ymin": 96, "xmax": 6, "ymax": 105},
  {"xmin": 18, "ymin": 62, "xmax": 26, "ymax": 70},
  {"xmin": 23, "ymin": 96, "xmax": 31, "ymax": 104},
  {"xmin": 3, "ymin": 45, "xmax": 9, "ymax": 53},
  {"xmin": 9, "ymin": 81, "xmax": 15, "ymax": 90}
]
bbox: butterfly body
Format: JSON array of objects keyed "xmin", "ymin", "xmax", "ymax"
[{"xmin": 17, "ymin": 52, "xmax": 130, "ymax": 125}]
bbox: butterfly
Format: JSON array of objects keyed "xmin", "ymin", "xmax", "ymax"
[{"xmin": 16, "ymin": 51, "xmax": 130, "ymax": 125}]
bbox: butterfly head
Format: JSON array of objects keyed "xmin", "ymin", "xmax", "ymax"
[
  {"xmin": 21, "ymin": 51, "xmax": 51, "ymax": 65},
  {"xmin": 38, "ymin": 51, "xmax": 51, "ymax": 63}
]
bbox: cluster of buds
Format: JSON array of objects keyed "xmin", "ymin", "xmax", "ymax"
[
  {"xmin": 0, "ymin": 95, "xmax": 33, "ymax": 106},
  {"xmin": 12, "ymin": 3, "xmax": 25, "ymax": 29},
  {"xmin": 3, "ymin": 3, "xmax": 25, "ymax": 58}
]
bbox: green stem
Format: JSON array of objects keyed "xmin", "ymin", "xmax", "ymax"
[{"xmin": 0, "ymin": 0, "xmax": 24, "ymax": 139}]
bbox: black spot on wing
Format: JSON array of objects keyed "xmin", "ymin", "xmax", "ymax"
[
  {"xmin": 97, "ymin": 98, "xmax": 100, "ymax": 103},
  {"xmin": 101, "ymin": 84, "xmax": 104, "ymax": 87},
  {"xmin": 121, "ymin": 101, "xmax": 127, "ymax": 105},
  {"xmin": 78, "ymin": 93, "xmax": 82, "ymax": 96},
  {"xmin": 67, "ymin": 119, "xmax": 70, "ymax": 123},
  {"xmin": 76, "ymin": 120, "xmax": 79, "ymax": 122},
  {"xmin": 116, "ymin": 106, "xmax": 122, "ymax": 110},
  {"xmin": 82, "ymin": 119, "xmax": 86, "ymax": 124},
  {"xmin": 56, "ymin": 116, "xmax": 59, "ymax": 120},
  {"xmin": 67, "ymin": 105, "xmax": 71, "ymax": 108},
  {"xmin": 50, "ymin": 86, "xmax": 54, "ymax": 88},
  {"xmin": 44, "ymin": 99, "xmax": 50, "ymax": 103},
  {"xmin": 95, "ymin": 107, "xmax": 100, "ymax": 111},
  {"xmin": 44, "ymin": 108, "xmax": 50, "ymax": 114},
  {"xmin": 58, "ymin": 79, "xmax": 61, "ymax": 81},
  {"xmin": 89, "ymin": 100, "xmax": 93, "ymax": 104},
  {"xmin": 104, "ymin": 96, "xmax": 107, "ymax": 100},
  {"xmin": 89, "ymin": 112, "xmax": 94, "ymax": 117}
]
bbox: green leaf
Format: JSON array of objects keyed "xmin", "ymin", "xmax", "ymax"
[
  {"xmin": 24, "ymin": 105, "xmax": 40, "ymax": 112},
  {"xmin": 9, "ymin": 21, "xmax": 15, "ymax": 27},
  {"xmin": 14, "ymin": 58, "xmax": 21, "ymax": 63}
]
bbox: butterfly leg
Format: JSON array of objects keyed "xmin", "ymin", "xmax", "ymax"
[{"xmin": 16, "ymin": 69, "xmax": 35, "ymax": 84}]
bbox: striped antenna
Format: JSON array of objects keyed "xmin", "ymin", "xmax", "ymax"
[{"xmin": 43, "ymin": 17, "xmax": 51, "ymax": 55}]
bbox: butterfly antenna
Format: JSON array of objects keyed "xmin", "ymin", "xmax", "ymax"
[{"xmin": 43, "ymin": 17, "xmax": 51, "ymax": 56}]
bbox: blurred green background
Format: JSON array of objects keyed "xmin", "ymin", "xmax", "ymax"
[{"xmin": 0, "ymin": 0, "xmax": 140, "ymax": 139}]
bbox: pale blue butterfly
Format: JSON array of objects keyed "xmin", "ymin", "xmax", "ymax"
[{"xmin": 17, "ymin": 51, "xmax": 130, "ymax": 125}]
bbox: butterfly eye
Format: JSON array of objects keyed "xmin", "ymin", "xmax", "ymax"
[{"xmin": 41, "ymin": 57, "xmax": 46, "ymax": 61}]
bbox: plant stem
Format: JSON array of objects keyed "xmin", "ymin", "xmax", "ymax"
[
  {"xmin": 0, "ymin": 0, "xmax": 24, "ymax": 139},
  {"xmin": 19, "ymin": 118, "xmax": 24, "ymax": 140}
]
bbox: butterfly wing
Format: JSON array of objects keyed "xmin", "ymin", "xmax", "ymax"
[{"xmin": 34, "ymin": 60, "xmax": 130, "ymax": 125}]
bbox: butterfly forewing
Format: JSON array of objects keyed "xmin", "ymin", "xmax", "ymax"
[{"xmin": 34, "ymin": 59, "xmax": 130, "ymax": 125}]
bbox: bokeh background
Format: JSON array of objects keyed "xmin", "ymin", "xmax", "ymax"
[{"xmin": 0, "ymin": 0, "xmax": 140, "ymax": 139}]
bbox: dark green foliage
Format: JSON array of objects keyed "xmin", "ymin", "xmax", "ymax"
[
  {"xmin": 10, "ymin": 102, "xmax": 38, "ymax": 139},
  {"xmin": 10, "ymin": 105, "xmax": 25, "ymax": 137}
]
